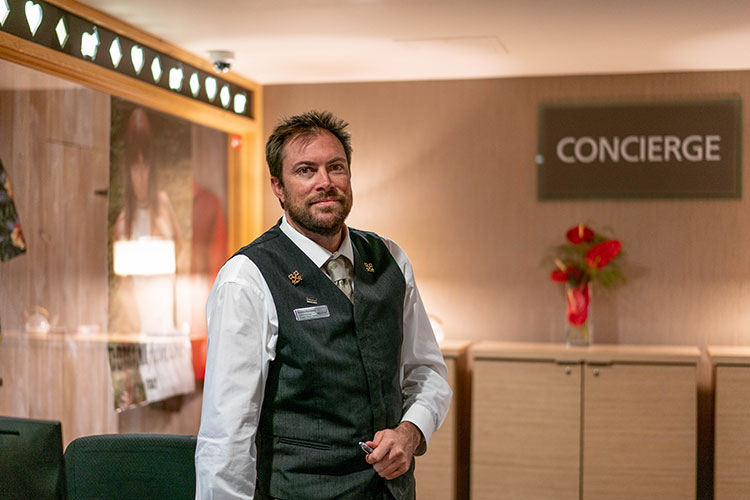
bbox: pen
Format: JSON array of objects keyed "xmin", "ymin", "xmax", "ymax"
[{"xmin": 358, "ymin": 441, "xmax": 373, "ymax": 454}]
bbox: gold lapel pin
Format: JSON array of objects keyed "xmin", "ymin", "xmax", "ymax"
[
  {"xmin": 288, "ymin": 270, "xmax": 303, "ymax": 285},
  {"xmin": 364, "ymin": 263, "xmax": 374, "ymax": 273}
]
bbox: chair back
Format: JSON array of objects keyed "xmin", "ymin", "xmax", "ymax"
[
  {"xmin": 64, "ymin": 433, "xmax": 197, "ymax": 500},
  {"xmin": 0, "ymin": 416, "xmax": 65, "ymax": 500}
]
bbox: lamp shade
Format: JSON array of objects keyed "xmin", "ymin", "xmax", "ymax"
[{"xmin": 113, "ymin": 238, "xmax": 176, "ymax": 276}]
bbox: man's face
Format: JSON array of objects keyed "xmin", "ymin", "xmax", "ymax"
[{"xmin": 271, "ymin": 130, "xmax": 353, "ymax": 237}]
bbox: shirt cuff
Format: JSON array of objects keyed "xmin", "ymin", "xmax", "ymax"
[{"xmin": 402, "ymin": 404, "xmax": 436, "ymax": 455}]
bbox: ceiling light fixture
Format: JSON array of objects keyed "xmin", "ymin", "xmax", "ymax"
[{"xmin": 1, "ymin": 0, "xmax": 254, "ymax": 118}]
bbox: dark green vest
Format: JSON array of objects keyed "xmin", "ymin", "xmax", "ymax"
[{"xmin": 235, "ymin": 223, "xmax": 415, "ymax": 500}]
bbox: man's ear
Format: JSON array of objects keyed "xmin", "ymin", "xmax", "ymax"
[{"xmin": 270, "ymin": 176, "xmax": 285, "ymax": 208}]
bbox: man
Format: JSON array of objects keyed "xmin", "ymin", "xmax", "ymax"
[{"xmin": 195, "ymin": 111, "xmax": 451, "ymax": 499}]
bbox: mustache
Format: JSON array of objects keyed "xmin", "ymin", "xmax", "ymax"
[{"xmin": 308, "ymin": 190, "xmax": 345, "ymax": 205}]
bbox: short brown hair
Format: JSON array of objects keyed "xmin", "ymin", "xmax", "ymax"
[{"xmin": 265, "ymin": 110, "xmax": 352, "ymax": 185}]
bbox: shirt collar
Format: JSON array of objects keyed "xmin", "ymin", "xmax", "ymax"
[{"xmin": 280, "ymin": 215, "xmax": 354, "ymax": 268}]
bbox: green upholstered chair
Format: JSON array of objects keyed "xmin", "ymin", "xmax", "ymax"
[
  {"xmin": 0, "ymin": 416, "xmax": 65, "ymax": 500},
  {"xmin": 64, "ymin": 433, "xmax": 197, "ymax": 500}
]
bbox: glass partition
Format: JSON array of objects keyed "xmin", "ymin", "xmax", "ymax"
[{"xmin": 0, "ymin": 57, "xmax": 228, "ymax": 443}]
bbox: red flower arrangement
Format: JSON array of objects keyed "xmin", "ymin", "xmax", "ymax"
[{"xmin": 547, "ymin": 223, "xmax": 624, "ymax": 329}]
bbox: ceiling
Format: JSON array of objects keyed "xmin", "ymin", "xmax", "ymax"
[{"xmin": 78, "ymin": 0, "xmax": 750, "ymax": 85}]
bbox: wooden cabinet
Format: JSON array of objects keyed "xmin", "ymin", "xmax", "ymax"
[
  {"xmin": 708, "ymin": 346, "xmax": 750, "ymax": 499},
  {"xmin": 472, "ymin": 356, "xmax": 581, "ymax": 499},
  {"xmin": 470, "ymin": 342, "xmax": 699, "ymax": 500},
  {"xmin": 415, "ymin": 340, "xmax": 470, "ymax": 500},
  {"xmin": 582, "ymin": 362, "xmax": 696, "ymax": 499}
]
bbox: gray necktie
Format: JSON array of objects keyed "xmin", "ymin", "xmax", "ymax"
[{"xmin": 325, "ymin": 256, "xmax": 353, "ymax": 302}]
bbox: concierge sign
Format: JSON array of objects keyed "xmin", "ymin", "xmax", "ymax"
[{"xmin": 537, "ymin": 99, "xmax": 741, "ymax": 199}]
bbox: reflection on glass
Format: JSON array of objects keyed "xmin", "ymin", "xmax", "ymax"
[{"xmin": 112, "ymin": 108, "xmax": 184, "ymax": 335}]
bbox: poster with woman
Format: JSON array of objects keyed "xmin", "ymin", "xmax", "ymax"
[
  {"xmin": 107, "ymin": 97, "xmax": 229, "ymax": 411},
  {"xmin": 107, "ymin": 98, "xmax": 195, "ymax": 411}
]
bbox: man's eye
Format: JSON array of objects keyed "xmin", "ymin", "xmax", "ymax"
[
  {"xmin": 298, "ymin": 167, "xmax": 311, "ymax": 174},
  {"xmin": 330, "ymin": 164, "xmax": 345, "ymax": 171}
]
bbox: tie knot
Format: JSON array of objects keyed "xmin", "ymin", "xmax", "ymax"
[
  {"xmin": 325, "ymin": 256, "xmax": 348, "ymax": 281},
  {"xmin": 325, "ymin": 256, "xmax": 353, "ymax": 302}
]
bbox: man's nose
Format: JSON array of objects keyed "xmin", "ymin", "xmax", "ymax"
[{"xmin": 314, "ymin": 168, "xmax": 333, "ymax": 189}]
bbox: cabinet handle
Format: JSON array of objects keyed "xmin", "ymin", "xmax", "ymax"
[
  {"xmin": 593, "ymin": 369, "xmax": 600, "ymax": 377},
  {"xmin": 565, "ymin": 367, "xmax": 572, "ymax": 375}
]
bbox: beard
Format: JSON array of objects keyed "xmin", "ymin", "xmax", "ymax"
[{"xmin": 284, "ymin": 186, "xmax": 353, "ymax": 237}]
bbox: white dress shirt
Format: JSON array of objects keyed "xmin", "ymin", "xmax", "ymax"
[{"xmin": 195, "ymin": 216, "xmax": 452, "ymax": 499}]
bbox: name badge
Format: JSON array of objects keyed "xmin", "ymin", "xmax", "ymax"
[{"xmin": 293, "ymin": 305, "xmax": 330, "ymax": 322}]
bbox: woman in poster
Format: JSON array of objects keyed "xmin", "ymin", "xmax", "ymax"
[{"xmin": 113, "ymin": 107, "xmax": 183, "ymax": 334}]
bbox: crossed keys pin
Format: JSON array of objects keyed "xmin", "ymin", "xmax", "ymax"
[
  {"xmin": 288, "ymin": 270, "xmax": 302, "ymax": 285},
  {"xmin": 364, "ymin": 263, "xmax": 375, "ymax": 273}
]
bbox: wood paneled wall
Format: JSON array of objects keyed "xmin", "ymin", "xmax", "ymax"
[
  {"xmin": 262, "ymin": 71, "xmax": 750, "ymax": 496},
  {"xmin": 263, "ymin": 73, "xmax": 750, "ymax": 350},
  {"xmin": 0, "ymin": 58, "xmax": 210, "ymax": 442},
  {"xmin": 0, "ymin": 76, "xmax": 110, "ymax": 332}
]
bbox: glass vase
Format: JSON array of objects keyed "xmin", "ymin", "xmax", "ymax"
[{"xmin": 565, "ymin": 282, "xmax": 592, "ymax": 346}]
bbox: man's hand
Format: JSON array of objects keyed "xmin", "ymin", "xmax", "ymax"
[{"xmin": 364, "ymin": 421, "xmax": 423, "ymax": 480}]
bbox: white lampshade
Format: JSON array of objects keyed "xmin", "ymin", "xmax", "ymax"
[{"xmin": 113, "ymin": 238, "xmax": 176, "ymax": 276}]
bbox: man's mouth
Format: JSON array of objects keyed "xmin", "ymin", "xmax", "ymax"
[{"xmin": 310, "ymin": 197, "xmax": 341, "ymax": 206}]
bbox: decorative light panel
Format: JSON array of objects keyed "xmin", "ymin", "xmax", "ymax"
[
  {"xmin": 205, "ymin": 76, "xmax": 217, "ymax": 102},
  {"xmin": 168, "ymin": 66, "xmax": 183, "ymax": 91},
  {"xmin": 0, "ymin": 0, "xmax": 9, "ymax": 26},
  {"xmin": 80, "ymin": 26, "xmax": 99, "ymax": 59},
  {"xmin": 109, "ymin": 37, "xmax": 122, "ymax": 67},
  {"xmin": 189, "ymin": 72, "xmax": 200, "ymax": 97},
  {"xmin": 131, "ymin": 45, "xmax": 145, "ymax": 74},
  {"xmin": 0, "ymin": 0, "xmax": 254, "ymax": 118},
  {"xmin": 219, "ymin": 85, "xmax": 230, "ymax": 109},
  {"xmin": 150, "ymin": 55, "xmax": 162, "ymax": 82},
  {"xmin": 53, "ymin": 14, "xmax": 66, "ymax": 47},
  {"xmin": 233, "ymin": 93, "xmax": 247, "ymax": 114},
  {"xmin": 24, "ymin": 0, "xmax": 42, "ymax": 36}
]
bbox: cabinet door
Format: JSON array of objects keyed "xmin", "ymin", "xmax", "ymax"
[
  {"xmin": 471, "ymin": 360, "xmax": 581, "ymax": 500},
  {"xmin": 416, "ymin": 356, "xmax": 457, "ymax": 500},
  {"xmin": 582, "ymin": 363, "xmax": 696, "ymax": 500},
  {"xmin": 715, "ymin": 365, "xmax": 750, "ymax": 499}
]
